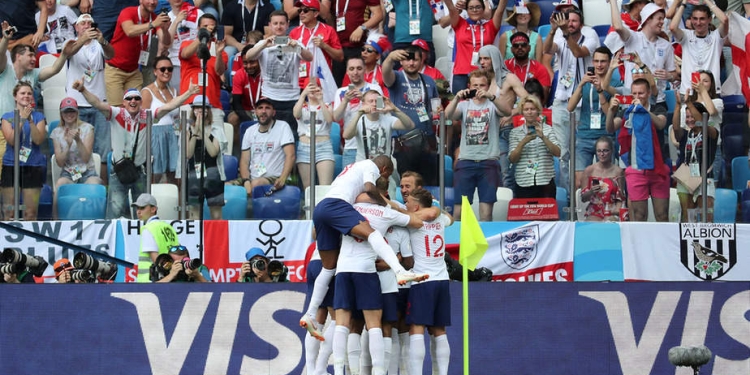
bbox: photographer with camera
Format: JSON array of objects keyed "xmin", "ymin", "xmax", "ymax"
[
  {"xmin": 0, "ymin": 262, "xmax": 35, "ymax": 283},
  {"xmin": 0, "ymin": 247, "xmax": 47, "ymax": 283},
  {"xmin": 156, "ymin": 245, "xmax": 210, "ymax": 282},
  {"xmin": 53, "ymin": 258, "xmax": 97, "ymax": 283},
  {"xmin": 237, "ymin": 247, "xmax": 288, "ymax": 283}
]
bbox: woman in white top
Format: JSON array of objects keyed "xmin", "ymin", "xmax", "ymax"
[
  {"xmin": 293, "ymin": 81, "xmax": 334, "ymax": 191},
  {"xmin": 141, "ymin": 56, "xmax": 180, "ymax": 184}
]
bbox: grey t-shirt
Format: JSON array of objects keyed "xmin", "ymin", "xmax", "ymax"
[{"xmin": 457, "ymin": 99, "xmax": 501, "ymax": 161}]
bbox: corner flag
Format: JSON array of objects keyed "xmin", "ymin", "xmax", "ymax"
[{"xmin": 459, "ymin": 196, "xmax": 488, "ymax": 270}]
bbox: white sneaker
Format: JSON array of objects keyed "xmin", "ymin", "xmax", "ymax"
[
  {"xmin": 300, "ymin": 314, "xmax": 324, "ymax": 341},
  {"xmin": 396, "ymin": 269, "xmax": 429, "ymax": 285}
]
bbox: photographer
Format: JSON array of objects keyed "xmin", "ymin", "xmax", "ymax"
[
  {"xmin": 54, "ymin": 258, "xmax": 95, "ymax": 284},
  {"xmin": 0, "ymin": 263, "xmax": 35, "ymax": 283},
  {"xmin": 0, "ymin": 247, "xmax": 46, "ymax": 283},
  {"xmin": 237, "ymin": 247, "xmax": 288, "ymax": 283},
  {"xmin": 156, "ymin": 245, "xmax": 210, "ymax": 283}
]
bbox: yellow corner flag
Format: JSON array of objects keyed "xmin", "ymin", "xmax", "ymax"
[{"xmin": 459, "ymin": 196, "xmax": 488, "ymax": 270}]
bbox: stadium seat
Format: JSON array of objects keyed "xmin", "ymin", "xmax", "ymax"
[
  {"xmin": 425, "ymin": 186, "xmax": 455, "ymax": 215},
  {"xmin": 222, "ymin": 185, "xmax": 248, "ymax": 220},
  {"xmin": 151, "ymin": 183, "xmax": 179, "ymax": 220},
  {"xmin": 493, "ymin": 187, "xmax": 514, "ymax": 221},
  {"xmin": 223, "ymin": 155, "xmax": 239, "ymax": 181},
  {"xmin": 304, "ymin": 185, "xmax": 332, "ymax": 219},
  {"xmin": 664, "ymin": 90, "xmax": 676, "ymax": 113},
  {"xmin": 334, "ymin": 153, "xmax": 343, "ymax": 177},
  {"xmin": 537, "ymin": 24, "xmax": 551, "ymax": 42},
  {"xmin": 435, "ymin": 57, "xmax": 453, "ymax": 83},
  {"xmin": 220, "ymin": 90, "xmax": 231, "ymax": 114},
  {"xmin": 591, "ymin": 24, "xmax": 610, "ymax": 38},
  {"xmin": 556, "ymin": 187, "xmax": 568, "ymax": 220},
  {"xmin": 742, "ymin": 199, "xmax": 750, "ymax": 223},
  {"xmin": 444, "ymin": 155, "xmax": 454, "ymax": 186},
  {"xmin": 722, "ymin": 123, "xmax": 746, "ymax": 165},
  {"xmin": 47, "ymin": 120, "xmax": 59, "ymax": 150},
  {"xmin": 721, "ymin": 94, "xmax": 747, "ymax": 113},
  {"xmin": 51, "ymin": 153, "xmax": 101, "ymax": 191},
  {"xmin": 39, "ymin": 54, "xmax": 67, "ymax": 92},
  {"xmin": 223, "ymin": 122, "xmax": 234, "ymax": 155},
  {"xmin": 37, "ymin": 184, "xmax": 53, "ymax": 221},
  {"xmin": 42, "ymin": 86, "xmax": 66, "ymax": 124},
  {"xmin": 330, "ymin": 122, "xmax": 341, "ymax": 154},
  {"xmin": 57, "ymin": 184, "xmax": 107, "ymax": 220},
  {"xmin": 713, "ymin": 188, "xmax": 737, "ymax": 223},
  {"xmin": 239, "ymin": 120, "xmax": 257, "ymax": 145},
  {"xmin": 535, "ymin": 1, "xmax": 556, "ymax": 28},
  {"xmin": 432, "ymin": 24, "xmax": 451, "ymax": 60},
  {"xmin": 731, "ymin": 156, "xmax": 750, "ymax": 194},
  {"xmin": 252, "ymin": 185, "xmax": 301, "ymax": 219}
]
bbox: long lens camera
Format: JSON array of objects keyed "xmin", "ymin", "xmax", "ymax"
[
  {"xmin": 0, "ymin": 263, "xmax": 22, "ymax": 274},
  {"xmin": 1, "ymin": 248, "xmax": 49, "ymax": 276},
  {"xmin": 73, "ymin": 252, "xmax": 117, "ymax": 280},
  {"xmin": 181, "ymin": 258, "xmax": 202, "ymax": 270},
  {"xmin": 251, "ymin": 259, "xmax": 266, "ymax": 271},
  {"xmin": 70, "ymin": 269, "xmax": 93, "ymax": 282}
]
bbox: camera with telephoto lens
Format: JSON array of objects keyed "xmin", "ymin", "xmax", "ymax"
[
  {"xmin": 73, "ymin": 252, "xmax": 117, "ymax": 280},
  {"xmin": 0, "ymin": 263, "xmax": 23, "ymax": 275},
  {"xmin": 181, "ymin": 258, "xmax": 202, "ymax": 270},
  {"xmin": 1, "ymin": 248, "xmax": 49, "ymax": 277},
  {"xmin": 267, "ymin": 260, "xmax": 288, "ymax": 282},
  {"xmin": 70, "ymin": 269, "xmax": 94, "ymax": 283},
  {"xmin": 251, "ymin": 258, "xmax": 266, "ymax": 271}
]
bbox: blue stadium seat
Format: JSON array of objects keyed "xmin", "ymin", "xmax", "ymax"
[
  {"xmin": 334, "ymin": 154, "xmax": 343, "ymax": 177},
  {"xmin": 556, "ymin": 186, "xmax": 568, "ymax": 220},
  {"xmin": 37, "ymin": 184, "xmax": 53, "ymax": 220},
  {"xmin": 252, "ymin": 185, "xmax": 301, "ymax": 219},
  {"xmin": 424, "ymin": 186, "xmax": 455, "ymax": 215},
  {"xmin": 537, "ymin": 24, "xmax": 551, "ymax": 41},
  {"xmin": 731, "ymin": 156, "xmax": 750, "ymax": 194},
  {"xmin": 664, "ymin": 90, "xmax": 676, "ymax": 113},
  {"xmin": 721, "ymin": 95, "xmax": 747, "ymax": 113},
  {"xmin": 239, "ymin": 120, "xmax": 257, "ymax": 145},
  {"xmin": 535, "ymin": 1, "xmax": 556, "ymax": 28},
  {"xmin": 330, "ymin": 122, "xmax": 341, "ymax": 154},
  {"xmin": 592, "ymin": 24, "xmax": 610, "ymax": 38},
  {"xmin": 220, "ymin": 90, "xmax": 231, "ymax": 120},
  {"xmin": 57, "ymin": 184, "xmax": 107, "ymax": 220},
  {"xmin": 47, "ymin": 120, "xmax": 59, "ymax": 151},
  {"xmin": 223, "ymin": 154, "xmax": 239, "ymax": 181},
  {"xmin": 713, "ymin": 188, "xmax": 737, "ymax": 223},
  {"xmin": 204, "ymin": 185, "xmax": 248, "ymax": 220}
]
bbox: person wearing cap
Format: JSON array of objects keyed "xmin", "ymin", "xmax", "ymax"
[
  {"xmin": 406, "ymin": 39, "xmax": 446, "ymax": 82},
  {"xmin": 62, "ymin": 13, "xmax": 115, "ymax": 183},
  {"xmin": 237, "ymin": 247, "xmax": 286, "ymax": 282},
  {"xmin": 342, "ymin": 32, "xmax": 390, "ymax": 98},
  {"xmin": 498, "ymin": 0, "xmax": 542, "ymax": 62},
  {"xmin": 620, "ymin": 0, "xmax": 652, "ymax": 31},
  {"xmin": 50, "ymin": 97, "xmax": 102, "ymax": 205},
  {"xmin": 390, "ymin": 0, "xmax": 438, "ymax": 66},
  {"xmin": 72, "ymin": 76, "xmax": 199, "ymax": 220},
  {"xmin": 289, "ymin": 0, "xmax": 343, "ymax": 89},
  {"xmin": 239, "ymin": 97, "xmax": 296, "ymax": 194},
  {"xmin": 443, "ymin": 0, "xmax": 508, "ymax": 93},
  {"xmin": 132, "ymin": 193, "xmax": 181, "ymax": 282},
  {"xmin": 156, "ymin": 245, "xmax": 211, "ymax": 282},
  {"xmin": 179, "ymin": 14, "xmax": 228, "ymax": 134},
  {"xmin": 34, "ymin": 0, "xmax": 77, "ymax": 54},
  {"xmin": 105, "ymin": 0, "xmax": 172, "ymax": 107},
  {"xmin": 669, "ymin": 0, "xmax": 728, "ymax": 96},
  {"xmin": 542, "ymin": 6, "xmax": 599, "ymax": 191},
  {"xmin": 186, "ymin": 94, "xmax": 228, "ymax": 219},
  {"xmin": 504, "ymin": 32, "xmax": 551, "ymax": 100},
  {"xmin": 0, "ymin": 82, "xmax": 47, "ymax": 221},
  {"xmin": 53, "ymin": 258, "xmax": 96, "ymax": 283},
  {"xmin": 326, "ymin": 0, "xmax": 383, "ymax": 86}
]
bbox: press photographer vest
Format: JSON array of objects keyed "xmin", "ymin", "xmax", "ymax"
[{"xmin": 137, "ymin": 220, "xmax": 179, "ymax": 282}]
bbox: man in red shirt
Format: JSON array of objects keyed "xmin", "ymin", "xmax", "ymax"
[
  {"xmin": 179, "ymin": 13, "xmax": 228, "ymax": 132},
  {"xmin": 409, "ymin": 39, "xmax": 445, "ymax": 82},
  {"xmin": 504, "ymin": 32, "xmax": 551, "ymax": 103},
  {"xmin": 324, "ymin": 0, "xmax": 382, "ymax": 86},
  {"xmin": 105, "ymin": 0, "xmax": 172, "ymax": 107},
  {"xmin": 228, "ymin": 43, "xmax": 262, "ymax": 149},
  {"xmin": 288, "ymin": 0, "xmax": 343, "ymax": 89}
]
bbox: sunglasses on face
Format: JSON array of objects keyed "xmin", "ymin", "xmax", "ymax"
[
  {"xmin": 169, "ymin": 245, "xmax": 188, "ymax": 253},
  {"xmin": 158, "ymin": 66, "xmax": 174, "ymax": 73},
  {"xmin": 362, "ymin": 47, "xmax": 376, "ymax": 53},
  {"xmin": 596, "ymin": 149, "xmax": 611, "ymax": 153},
  {"xmin": 468, "ymin": 5, "xmax": 483, "ymax": 11},
  {"xmin": 631, "ymin": 68, "xmax": 645, "ymax": 74},
  {"xmin": 512, "ymin": 43, "xmax": 529, "ymax": 48},
  {"xmin": 299, "ymin": 7, "xmax": 316, "ymax": 13},
  {"xmin": 124, "ymin": 96, "xmax": 142, "ymax": 101}
]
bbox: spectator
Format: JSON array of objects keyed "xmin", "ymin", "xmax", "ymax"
[
  {"xmin": 186, "ymin": 95, "xmax": 227, "ymax": 219},
  {"xmin": 1, "ymin": 81, "xmax": 47, "ymax": 221},
  {"xmin": 503, "ymin": 31, "xmax": 551, "ymax": 102},
  {"xmin": 237, "ymin": 247, "xmax": 288, "ymax": 282},
  {"xmin": 620, "ymin": 0, "xmax": 651, "ymax": 31},
  {"xmin": 51, "ymin": 98, "xmax": 102, "ymax": 203},
  {"xmin": 443, "ymin": 0, "xmax": 507, "ymax": 93},
  {"xmin": 54, "ymin": 258, "xmax": 84, "ymax": 283},
  {"xmin": 606, "ymin": 78, "xmax": 669, "ymax": 222},
  {"xmin": 156, "ymin": 245, "xmax": 211, "ymax": 282},
  {"xmin": 580, "ymin": 136, "xmax": 624, "ymax": 222},
  {"xmin": 672, "ymin": 91, "xmax": 718, "ymax": 222},
  {"xmin": 238, "ymin": 98, "xmax": 296, "ymax": 193},
  {"xmin": 408, "ymin": 39, "xmax": 445, "ymax": 82},
  {"xmin": 542, "ymin": 8, "xmax": 598, "ymax": 192},
  {"xmin": 133, "ymin": 193, "xmax": 179, "ymax": 282},
  {"xmin": 545, "ymin": 0, "xmax": 599, "ymax": 87},
  {"xmin": 445, "ymin": 69, "xmax": 505, "ymax": 221},
  {"xmin": 221, "ymin": 0, "xmax": 275, "ymax": 72},
  {"xmin": 293, "ymin": 82, "xmax": 335, "ymax": 191},
  {"xmin": 289, "ymin": 0, "xmax": 343, "ymax": 89},
  {"xmin": 72, "ymin": 78, "xmax": 199, "ymax": 219},
  {"xmin": 670, "ymin": 1, "xmax": 728, "ymax": 95},
  {"xmin": 567, "ymin": 46, "xmax": 619, "ymax": 189},
  {"xmin": 245, "ymin": 10, "xmax": 314, "ymax": 137},
  {"xmin": 78, "ymin": 0, "xmax": 138, "ymax": 42},
  {"xmin": 390, "ymin": 0, "xmax": 437, "ymax": 66},
  {"xmin": 165, "ymin": 0, "xmax": 204, "ymax": 89},
  {"xmin": 326, "ymin": 0, "xmax": 382, "ymax": 86},
  {"xmin": 382, "ymin": 46, "xmax": 441, "ymax": 186},
  {"xmin": 334, "ymin": 55, "xmax": 384, "ymax": 167},
  {"xmin": 228, "ymin": 43, "xmax": 262, "ymax": 150},
  {"xmin": 105, "ymin": 0, "xmax": 172, "ymax": 107},
  {"xmin": 343, "ymin": 90, "xmax": 414, "ymax": 162},
  {"xmin": 179, "ymin": 14, "xmax": 228, "ymax": 132},
  {"xmin": 509, "ymin": 95, "xmax": 561, "ymax": 198},
  {"xmin": 0, "ymin": 0, "xmax": 47, "ymax": 49},
  {"xmin": 35, "ymin": 0, "xmax": 78, "ymax": 54},
  {"xmin": 141, "ymin": 56, "xmax": 181, "ymax": 184},
  {"xmin": 498, "ymin": 0, "xmax": 542, "ymax": 62},
  {"xmin": 62, "ymin": 14, "xmax": 115, "ymax": 184},
  {"xmin": 341, "ymin": 33, "xmax": 390, "ymax": 97}
]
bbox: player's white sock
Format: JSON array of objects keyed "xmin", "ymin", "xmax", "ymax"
[
  {"xmin": 314, "ymin": 320, "xmax": 336, "ymax": 375},
  {"xmin": 367, "ymin": 232, "xmax": 405, "ymax": 273},
  {"xmin": 305, "ymin": 332, "xmax": 321, "ymax": 374},
  {"xmin": 368, "ymin": 328, "xmax": 385, "ymax": 375},
  {"xmin": 409, "ymin": 334, "xmax": 425, "ymax": 375},
  {"xmin": 430, "ymin": 334, "xmax": 438, "ymax": 375},
  {"xmin": 389, "ymin": 329, "xmax": 400, "ymax": 375},
  {"xmin": 361, "ymin": 329, "xmax": 372, "ymax": 375},
  {"xmin": 399, "ymin": 332, "xmax": 410, "ymax": 374},
  {"xmin": 382, "ymin": 336, "xmax": 392, "ymax": 375},
  {"xmin": 306, "ymin": 268, "xmax": 336, "ymax": 317},
  {"xmin": 348, "ymin": 333, "xmax": 362, "ymax": 375},
  {"xmin": 434, "ymin": 335, "xmax": 450, "ymax": 375},
  {"xmin": 332, "ymin": 325, "xmax": 349, "ymax": 375}
]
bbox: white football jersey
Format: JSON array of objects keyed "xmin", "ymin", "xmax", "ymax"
[
  {"xmin": 337, "ymin": 203, "xmax": 411, "ymax": 274},
  {"xmin": 410, "ymin": 213, "xmax": 452, "ymax": 282},
  {"xmin": 380, "ymin": 226, "xmax": 412, "ymax": 293},
  {"xmin": 325, "ymin": 159, "xmax": 381, "ymax": 204}
]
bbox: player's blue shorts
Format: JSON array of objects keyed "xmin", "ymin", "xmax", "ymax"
[
  {"xmin": 397, "ymin": 288, "xmax": 410, "ymax": 316},
  {"xmin": 406, "ymin": 280, "xmax": 451, "ymax": 327},
  {"xmin": 313, "ymin": 198, "xmax": 367, "ymax": 251},
  {"xmin": 382, "ymin": 292, "xmax": 399, "ymax": 323},
  {"xmin": 334, "ymin": 272, "xmax": 383, "ymax": 311},
  {"xmin": 305, "ymin": 259, "xmax": 334, "ymax": 308}
]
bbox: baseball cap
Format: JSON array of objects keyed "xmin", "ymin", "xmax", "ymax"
[
  {"xmin": 60, "ymin": 97, "xmax": 78, "ymax": 111},
  {"xmin": 411, "ymin": 39, "xmax": 430, "ymax": 53},
  {"xmin": 123, "ymin": 88, "xmax": 141, "ymax": 101},
  {"xmin": 638, "ymin": 3, "xmax": 665, "ymax": 31},
  {"xmin": 256, "ymin": 97, "xmax": 274, "ymax": 108},
  {"xmin": 76, "ymin": 13, "xmax": 95, "ymax": 24},
  {"xmin": 54, "ymin": 258, "xmax": 74, "ymax": 277},
  {"xmin": 295, "ymin": 0, "xmax": 320, "ymax": 10},
  {"xmin": 131, "ymin": 193, "xmax": 158, "ymax": 208},
  {"xmin": 245, "ymin": 247, "xmax": 268, "ymax": 261},
  {"xmin": 552, "ymin": 0, "xmax": 579, "ymax": 10},
  {"xmin": 190, "ymin": 95, "xmax": 212, "ymax": 107}
]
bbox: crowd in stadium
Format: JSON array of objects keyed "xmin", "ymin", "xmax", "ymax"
[{"xmin": 1, "ymin": 0, "xmax": 749, "ymax": 225}]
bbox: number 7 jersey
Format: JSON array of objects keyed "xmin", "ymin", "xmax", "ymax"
[{"xmin": 409, "ymin": 213, "xmax": 452, "ymax": 282}]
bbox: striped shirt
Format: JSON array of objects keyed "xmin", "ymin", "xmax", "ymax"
[{"xmin": 509, "ymin": 125, "xmax": 560, "ymax": 187}]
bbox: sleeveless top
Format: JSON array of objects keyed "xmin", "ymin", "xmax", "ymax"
[{"xmin": 142, "ymin": 86, "xmax": 178, "ymax": 126}]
